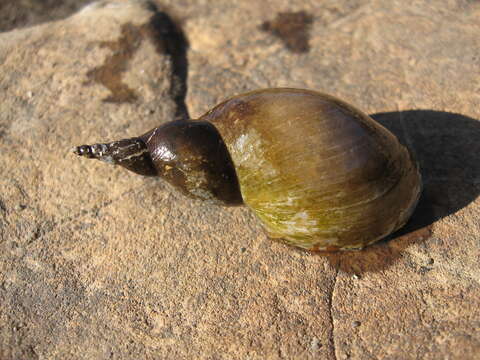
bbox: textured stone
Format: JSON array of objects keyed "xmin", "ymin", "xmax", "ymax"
[
  {"xmin": 1, "ymin": 0, "xmax": 479, "ymax": 359},
  {"xmin": 0, "ymin": 0, "xmax": 92, "ymax": 32}
]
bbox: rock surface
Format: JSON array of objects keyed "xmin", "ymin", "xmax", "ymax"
[
  {"xmin": 0, "ymin": 0, "xmax": 479, "ymax": 359},
  {"xmin": 0, "ymin": 0, "xmax": 91, "ymax": 32}
]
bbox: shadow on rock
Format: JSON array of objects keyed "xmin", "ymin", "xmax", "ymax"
[
  {"xmin": 321, "ymin": 110, "xmax": 480, "ymax": 274},
  {"xmin": 148, "ymin": 6, "xmax": 189, "ymax": 120}
]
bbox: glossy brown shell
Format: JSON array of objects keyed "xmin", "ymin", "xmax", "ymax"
[{"xmin": 200, "ymin": 88, "xmax": 421, "ymax": 250}]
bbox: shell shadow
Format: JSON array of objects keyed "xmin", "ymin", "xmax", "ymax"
[{"xmin": 320, "ymin": 110, "xmax": 480, "ymax": 274}]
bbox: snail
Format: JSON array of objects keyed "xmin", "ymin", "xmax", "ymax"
[{"xmin": 74, "ymin": 88, "xmax": 421, "ymax": 251}]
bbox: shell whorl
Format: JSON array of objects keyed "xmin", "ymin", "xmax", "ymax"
[{"xmin": 200, "ymin": 88, "xmax": 421, "ymax": 250}]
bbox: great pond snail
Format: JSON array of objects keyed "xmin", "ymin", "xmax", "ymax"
[{"xmin": 74, "ymin": 88, "xmax": 421, "ymax": 251}]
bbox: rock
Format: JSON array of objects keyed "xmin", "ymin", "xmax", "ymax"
[
  {"xmin": 1, "ymin": 0, "xmax": 479, "ymax": 359},
  {"xmin": 0, "ymin": 0, "xmax": 92, "ymax": 33}
]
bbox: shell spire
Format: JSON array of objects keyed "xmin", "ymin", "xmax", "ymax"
[{"xmin": 73, "ymin": 137, "xmax": 158, "ymax": 176}]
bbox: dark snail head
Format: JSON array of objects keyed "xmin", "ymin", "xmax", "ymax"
[{"xmin": 74, "ymin": 120, "xmax": 243, "ymax": 206}]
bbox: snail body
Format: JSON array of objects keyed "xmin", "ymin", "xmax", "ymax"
[{"xmin": 75, "ymin": 88, "xmax": 421, "ymax": 251}]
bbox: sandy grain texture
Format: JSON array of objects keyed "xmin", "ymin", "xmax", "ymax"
[{"xmin": 0, "ymin": 0, "xmax": 479, "ymax": 359}]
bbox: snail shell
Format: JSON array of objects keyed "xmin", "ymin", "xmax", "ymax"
[{"xmin": 74, "ymin": 88, "xmax": 421, "ymax": 251}]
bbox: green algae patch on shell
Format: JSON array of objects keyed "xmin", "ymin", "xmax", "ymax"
[{"xmin": 200, "ymin": 88, "xmax": 421, "ymax": 250}]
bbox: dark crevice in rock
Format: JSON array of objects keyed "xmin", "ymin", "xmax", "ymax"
[
  {"xmin": 26, "ymin": 225, "xmax": 43, "ymax": 245},
  {"xmin": 327, "ymin": 268, "xmax": 338, "ymax": 360}
]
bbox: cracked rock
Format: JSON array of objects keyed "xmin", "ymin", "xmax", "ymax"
[{"xmin": 1, "ymin": 0, "xmax": 480, "ymax": 359}]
